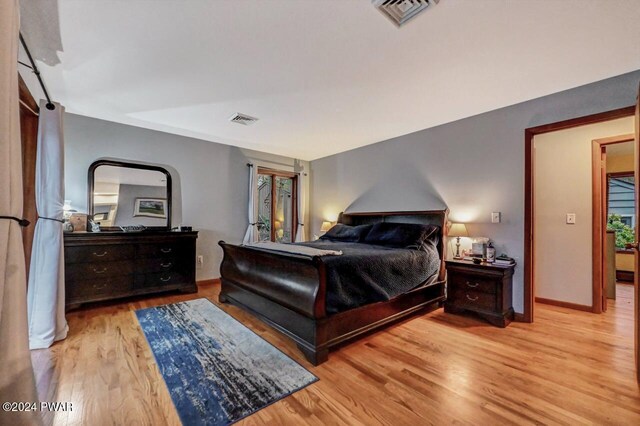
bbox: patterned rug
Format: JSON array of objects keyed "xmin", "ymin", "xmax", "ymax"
[{"xmin": 136, "ymin": 298, "xmax": 317, "ymax": 425}]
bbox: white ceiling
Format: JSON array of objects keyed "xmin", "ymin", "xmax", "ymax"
[{"xmin": 20, "ymin": 0, "xmax": 640, "ymax": 161}]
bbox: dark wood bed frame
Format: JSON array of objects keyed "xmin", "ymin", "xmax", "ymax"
[{"xmin": 218, "ymin": 210, "xmax": 448, "ymax": 365}]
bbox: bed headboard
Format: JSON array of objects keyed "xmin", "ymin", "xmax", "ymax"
[{"xmin": 337, "ymin": 210, "xmax": 449, "ymax": 281}]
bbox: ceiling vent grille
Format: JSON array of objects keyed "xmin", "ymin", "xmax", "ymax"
[
  {"xmin": 373, "ymin": 0, "xmax": 439, "ymax": 27},
  {"xmin": 229, "ymin": 112, "xmax": 259, "ymax": 126}
]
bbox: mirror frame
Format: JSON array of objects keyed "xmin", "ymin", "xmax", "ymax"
[{"xmin": 88, "ymin": 159, "xmax": 172, "ymax": 231}]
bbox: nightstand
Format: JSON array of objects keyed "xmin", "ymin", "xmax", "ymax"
[{"xmin": 444, "ymin": 259, "xmax": 515, "ymax": 327}]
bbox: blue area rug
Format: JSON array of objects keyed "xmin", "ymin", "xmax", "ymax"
[{"xmin": 136, "ymin": 298, "xmax": 317, "ymax": 425}]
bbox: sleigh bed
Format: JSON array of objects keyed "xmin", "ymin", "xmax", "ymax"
[{"xmin": 218, "ymin": 210, "xmax": 448, "ymax": 365}]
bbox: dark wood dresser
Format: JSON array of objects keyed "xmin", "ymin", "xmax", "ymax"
[
  {"xmin": 444, "ymin": 259, "xmax": 515, "ymax": 327},
  {"xmin": 64, "ymin": 231, "xmax": 198, "ymax": 310}
]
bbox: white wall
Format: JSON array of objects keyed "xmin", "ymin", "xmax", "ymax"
[
  {"xmin": 64, "ymin": 113, "xmax": 309, "ymax": 281},
  {"xmin": 534, "ymin": 117, "xmax": 634, "ymax": 306},
  {"xmin": 309, "ymin": 70, "xmax": 640, "ymax": 315}
]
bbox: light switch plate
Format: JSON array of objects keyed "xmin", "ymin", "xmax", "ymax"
[
  {"xmin": 566, "ymin": 213, "xmax": 576, "ymax": 224},
  {"xmin": 491, "ymin": 212, "xmax": 501, "ymax": 223}
]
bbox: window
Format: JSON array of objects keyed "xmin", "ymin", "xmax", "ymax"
[
  {"xmin": 256, "ymin": 168, "xmax": 298, "ymax": 243},
  {"xmin": 607, "ymin": 172, "xmax": 635, "ymax": 249}
]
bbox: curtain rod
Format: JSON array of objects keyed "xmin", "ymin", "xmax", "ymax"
[{"xmin": 18, "ymin": 33, "xmax": 55, "ymax": 110}]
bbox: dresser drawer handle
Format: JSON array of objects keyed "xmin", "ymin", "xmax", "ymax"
[
  {"xmin": 160, "ymin": 248, "xmax": 172, "ymax": 253},
  {"xmin": 160, "ymin": 262, "xmax": 172, "ymax": 268},
  {"xmin": 465, "ymin": 294, "xmax": 478, "ymax": 302},
  {"xmin": 93, "ymin": 283, "xmax": 107, "ymax": 290},
  {"xmin": 466, "ymin": 281, "xmax": 479, "ymax": 288},
  {"xmin": 93, "ymin": 267, "xmax": 108, "ymax": 274},
  {"xmin": 93, "ymin": 251, "xmax": 108, "ymax": 257},
  {"xmin": 160, "ymin": 276, "xmax": 172, "ymax": 282}
]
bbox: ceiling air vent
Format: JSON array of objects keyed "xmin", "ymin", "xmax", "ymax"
[
  {"xmin": 229, "ymin": 112, "xmax": 259, "ymax": 126},
  {"xmin": 373, "ymin": 0, "xmax": 439, "ymax": 27}
]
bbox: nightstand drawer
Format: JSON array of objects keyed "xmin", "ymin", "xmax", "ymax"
[
  {"xmin": 450, "ymin": 271, "xmax": 497, "ymax": 294},
  {"xmin": 450, "ymin": 288, "xmax": 496, "ymax": 312}
]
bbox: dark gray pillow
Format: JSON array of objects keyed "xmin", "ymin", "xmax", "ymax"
[
  {"xmin": 363, "ymin": 222, "xmax": 440, "ymax": 249},
  {"xmin": 319, "ymin": 224, "xmax": 373, "ymax": 242}
]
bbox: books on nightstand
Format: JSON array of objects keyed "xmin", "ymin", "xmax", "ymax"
[{"xmin": 495, "ymin": 254, "xmax": 515, "ymax": 266}]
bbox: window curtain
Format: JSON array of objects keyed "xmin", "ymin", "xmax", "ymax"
[
  {"xmin": 0, "ymin": 1, "xmax": 42, "ymax": 424},
  {"xmin": 242, "ymin": 164, "xmax": 259, "ymax": 244},
  {"xmin": 294, "ymin": 172, "xmax": 307, "ymax": 242},
  {"xmin": 26, "ymin": 100, "xmax": 68, "ymax": 349}
]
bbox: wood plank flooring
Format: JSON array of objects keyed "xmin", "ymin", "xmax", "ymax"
[{"xmin": 31, "ymin": 282, "xmax": 640, "ymax": 425}]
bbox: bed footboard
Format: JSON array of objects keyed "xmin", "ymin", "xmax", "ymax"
[{"xmin": 218, "ymin": 242, "xmax": 327, "ymax": 319}]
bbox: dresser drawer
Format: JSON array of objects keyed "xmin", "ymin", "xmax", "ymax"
[
  {"xmin": 66, "ymin": 276, "xmax": 133, "ymax": 301},
  {"xmin": 137, "ymin": 257, "xmax": 181, "ymax": 273},
  {"xmin": 66, "ymin": 244, "xmax": 134, "ymax": 263},
  {"xmin": 449, "ymin": 271, "xmax": 498, "ymax": 294},
  {"xmin": 137, "ymin": 243, "xmax": 190, "ymax": 258},
  {"xmin": 66, "ymin": 260, "xmax": 134, "ymax": 281},
  {"xmin": 449, "ymin": 288, "xmax": 496, "ymax": 312},
  {"xmin": 135, "ymin": 272, "xmax": 187, "ymax": 289}
]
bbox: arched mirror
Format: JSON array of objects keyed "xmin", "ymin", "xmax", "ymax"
[{"xmin": 88, "ymin": 160, "xmax": 172, "ymax": 231}]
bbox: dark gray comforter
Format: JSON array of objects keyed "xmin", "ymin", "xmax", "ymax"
[{"xmin": 297, "ymin": 240, "xmax": 440, "ymax": 314}]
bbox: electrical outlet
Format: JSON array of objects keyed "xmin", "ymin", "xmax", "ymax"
[
  {"xmin": 197, "ymin": 255, "xmax": 204, "ymax": 268},
  {"xmin": 566, "ymin": 213, "xmax": 576, "ymax": 224},
  {"xmin": 491, "ymin": 212, "xmax": 501, "ymax": 223}
]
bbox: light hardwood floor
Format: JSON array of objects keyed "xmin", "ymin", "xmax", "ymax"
[{"xmin": 31, "ymin": 282, "xmax": 640, "ymax": 425}]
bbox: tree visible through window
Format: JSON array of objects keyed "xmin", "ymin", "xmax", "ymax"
[{"xmin": 607, "ymin": 172, "xmax": 635, "ymax": 249}]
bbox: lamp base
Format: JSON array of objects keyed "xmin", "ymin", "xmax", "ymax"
[{"xmin": 454, "ymin": 237, "xmax": 462, "ymax": 260}]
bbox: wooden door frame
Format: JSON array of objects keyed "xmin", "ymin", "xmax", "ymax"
[
  {"xmin": 592, "ymin": 134, "xmax": 635, "ymax": 314},
  {"xmin": 257, "ymin": 167, "xmax": 298, "ymax": 242},
  {"xmin": 524, "ymin": 105, "xmax": 635, "ymax": 323},
  {"xmin": 19, "ymin": 74, "xmax": 39, "ymax": 280}
]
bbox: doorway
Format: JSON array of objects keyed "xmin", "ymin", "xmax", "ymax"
[
  {"xmin": 532, "ymin": 118, "xmax": 634, "ymax": 313},
  {"xmin": 526, "ymin": 106, "xmax": 635, "ymax": 322},
  {"xmin": 593, "ymin": 136, "xmax": 635, "ymax": 313}
]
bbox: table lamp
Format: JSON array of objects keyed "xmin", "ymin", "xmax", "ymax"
[
  {"xmin": 449, "ymin": 223, "xmax": 468, "ymax": 260},
  {"xmin": 320, "ymin": 221, "xmax": 333, "ymax": 233}
]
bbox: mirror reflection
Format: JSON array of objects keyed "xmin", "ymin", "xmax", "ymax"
[{"xmin": 92, "ymin": 165, "xmax": 169, "ymax": 228}]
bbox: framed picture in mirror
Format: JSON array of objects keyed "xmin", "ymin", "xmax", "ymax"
[{"xmin": 134, "ymin": 198, "xmax": 167, "ymax": 218}]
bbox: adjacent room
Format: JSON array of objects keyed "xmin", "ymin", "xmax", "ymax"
[{"xmin": 2, "ymin": 1, "xmax": 640, "ymax": 425}]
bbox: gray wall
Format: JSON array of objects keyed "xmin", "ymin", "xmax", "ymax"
[
  {"xmin": 114, "ymin": 184, "xmax": 167, "ymax": 227},
  {"xmin": 309, "ymin": 70, "xmax": 640, "ymax": 315},
  {"xmin": 64, "ymin": 113, "xmax": 308, "ymax": 281}
]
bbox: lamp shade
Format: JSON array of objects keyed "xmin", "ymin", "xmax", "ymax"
[
  {"xmin": 449, "ymin": 223, "xmax": 468, "ymax": 238},
  {"xmin": 320, "ymin": 221, "xmax": 333, "ymax": 232}
]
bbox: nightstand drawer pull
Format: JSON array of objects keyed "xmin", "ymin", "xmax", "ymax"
[
  {"xmin": 160, "ymin": 262, "xmax": 172, "ymax": 268},
  {"xmin": 160, "ymin": 275, "xmax": 172, "ymax": 282},
  {"xmin": 466, "ymin": 281, "xmax": 479, "ymax": 288},
  {"xmin": 465, "ymin": 294, "xmax": 478, "ymax": 302},
  {"xmin": 160, "ymin": 248, "xmax": 172, "ymax": 253},
  {"xmin": 93, "ymin": 267, "xmax": 108, "ymax": 274},
  {"xmin": 93, "ymin": 251, "xmax": 108, "ymax": 257}
]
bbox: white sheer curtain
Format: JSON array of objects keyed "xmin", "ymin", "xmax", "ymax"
[
  {"xmin": 27, "ymin": 100, "xmax": 68, "ymax": 349},
  {"xmin": 242, "ymin": 164, "xmax": 259, "ymax": 244},
  {"xmin": 294, "ymin": 172, "xmax": 307, "ymax": 242},
  {"xmin": 0, "ymin": 2, "xmax": 41, "ymax": 424}
]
